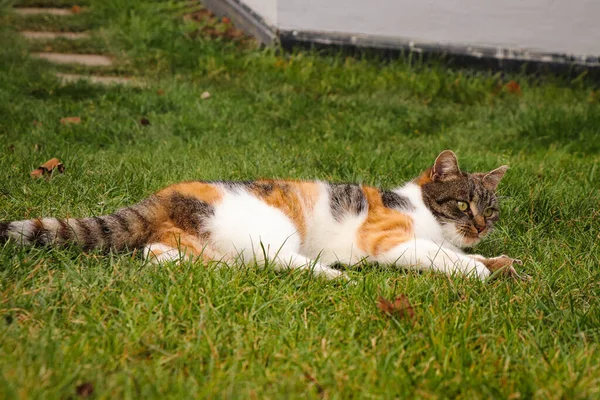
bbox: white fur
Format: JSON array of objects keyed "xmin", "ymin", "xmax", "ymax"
[
  {"xmin": 301, "ymin": 183, "xmax": 368, "ymax": 265},
  {"xmin": 7, "ymin": 220, "xmax": 36, "ymax": 244},
  {"xmin": 374, "ymin": 238, "xmax": 489, "ymax": 279},
  {"xmin": 144, "ymin": 243, "xmax": 181, "ymax": 263},
  {"xmin": 395, "ymin": 183, "xmax": 448, "ymax": 246},
  {"xmin": 206, "ymin": 188, "xmax": 344, "ymax": 279}
]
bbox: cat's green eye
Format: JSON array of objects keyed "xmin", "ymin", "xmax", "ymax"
[
  {"xmin": 483, "ymin": 208, "xmax": 494, "ymax": 217},
  {"xmin": 457, "ymin": 201, "xmax": 468, "ymax": 212}
]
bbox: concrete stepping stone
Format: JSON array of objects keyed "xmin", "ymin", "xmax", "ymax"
[
  {"xmin": 21, "ymin": 31, "xmax": 90, "ymax": 40},
  {"xmin": 56, "ymin": 73, "xmax": 141, "ymax": 87},
  {"xmin": 14, "ymin": 8, "xmax": 77, "ymax": 16},
  {"xmin": 32, "ymin": 52, "xmax": 112, "ymax": 66}
]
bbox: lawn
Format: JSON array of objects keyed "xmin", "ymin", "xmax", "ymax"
[{"xmin": 1, "ymin": 1, "xmax": 599, "ymax": 398}]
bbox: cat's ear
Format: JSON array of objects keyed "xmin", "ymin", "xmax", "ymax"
[
  {"xmin": 431, "ymin": 150, "xmax": 460, "ymax": 182},
  {"xmin": 483, "ymin": 165, "xmax": 508, "ymax": 191}
]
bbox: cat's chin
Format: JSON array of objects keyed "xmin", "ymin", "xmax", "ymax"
[
  {"xmin": 440, "ymin": 223, "xmax": 483, "ymax": 248},
  {"xmin": 459, "ymin": 235, "xmax": 481, "ymax": 248}
]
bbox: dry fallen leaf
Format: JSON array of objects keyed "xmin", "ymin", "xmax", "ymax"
[
  {"xmin": 30, "ymin": 158, "xmax": 65, "ymax": 179},
  {"xmin": 30, "ymin": 169, "xmax": 45, "ymax": 179},
  {"xmin": 377, "ymin": 294, "xmax": 415, "ymax": 321},
  {"xmin": 60, "ymin": 116, "xmax": 81, "ymax": 125},
  {"xmin": 183, "ymin": 8, "xmax": 252, "ymax": 45},
  {"xmin": 201, "ymin": 91, "xmax": 211, "ymax": 100},
  {"xmin": 303, "ymin": 372, "xmax": 324, "ymax": 394},
  {"xmin": 157, "ymin": 89, "xmax": 165, "ymax": 96},
  {"xmin": 75, "ymin": 382, "xmax": 94, "ymax": 397},
  {"xmin": 71, "ymin": 5, "xmax": 82, "ymax": 14},
  {"xmin": 505, "ymin": 80, "xmax": 522, "ymax": 95},
  {"xmin": 33, "ymin": 120, "xmax": 43, "ymax": 127}
]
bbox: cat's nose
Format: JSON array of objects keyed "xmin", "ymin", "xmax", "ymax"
[{"xmin": 473, "ymin": 216, "xmax": 486, "ymax": 233}]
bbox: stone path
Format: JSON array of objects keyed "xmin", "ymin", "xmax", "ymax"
[
  {"xmin": 56, "ymin": 73, "xmax": 139, "ymax": 86},
  {"xmin": 21, "ymin": 31, "xmax": 90, "ymax": 40},
  {"xmin": 32, "ymin": 52, "xmax": 113, "ymax": 66},
  {"xmin": 15, "ymin": 5, "xmax": 138, "ymax": 87},
  {"xmin": 14, "ymin": 7, "xmax": 76, "ymax": 16}
]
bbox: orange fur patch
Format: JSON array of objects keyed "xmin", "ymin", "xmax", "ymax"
[
  {"xmin": 158, "ymin": 182, "xmax": 223, "ymax": 204},
  {"xmin": 288, "ymin": 180, "xmax": 320, "ymax": 214},
  {"xmin": 356, "ymin": 187, "xmax": 414, "ymax": 255},
  {"xmin": 414, "ymin": 168, "xmax": 433, "ymax": 186},
  {"xmin": 153, "ymin": 223, "xmax": 214, "ymax": 261},
  {"xmin": 250, "ymin": 180, "xmax": 319, "ymax": 241}
]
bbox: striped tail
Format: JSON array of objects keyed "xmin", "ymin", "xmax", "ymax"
[{"xmin": 0, "ymin": 197, "xmax": 161, "ymax": 251}]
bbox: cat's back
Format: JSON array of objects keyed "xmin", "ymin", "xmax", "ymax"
[{"xmin": 155, "ymin": 179, "xmax": 438, "ymax": 264}]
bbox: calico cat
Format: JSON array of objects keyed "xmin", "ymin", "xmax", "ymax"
[{"xmin": 0, "ymin": 150, "xmax": 526, "ymax": 280}]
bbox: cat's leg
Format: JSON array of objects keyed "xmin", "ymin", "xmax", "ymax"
[
  {"xmin": 144, "ymin": 242, "xmax": 183, "ymax": 263},
  {"xmin": 468, "ymin": 254, "xmax": 530, "ymax": 280},
  {"xmin": 144, "ymin": 227, "xmax": 214, "ymax": 264},
  {"xmin": 374, "ymin": 238, "xmax": 490, "ymax": 280},
  {"xmin": 270, "ymin": 252, "xmax": 347, "ymax": 280}
]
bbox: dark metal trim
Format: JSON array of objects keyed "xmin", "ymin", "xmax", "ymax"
[{"xmin": 279, "ymin": 30, "xmax": 600, "ymax": 69}]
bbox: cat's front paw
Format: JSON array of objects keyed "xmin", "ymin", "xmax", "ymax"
[
  {"xmin": 486, "ymin": 255, "xmax": 530, "ymax": 281},
  {"xmin": 316, "ymin": 266, "xmax": 350, "ymax": 281}
]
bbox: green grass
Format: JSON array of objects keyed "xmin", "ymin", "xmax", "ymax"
[
  {"xmin": 1, "ymin": 0, "xmax": 600, "ymax": 398},
  {"xmin": 25, "ymin": 35, "xmax": 109, "ymax": 54},
  {"xmin": 2, "ymin": 11, "xmax": 96, "ymax": 32}
]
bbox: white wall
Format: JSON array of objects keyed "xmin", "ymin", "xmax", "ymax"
[
  {"xmin": 276, "ymin": 0, "xmax": 600, "ymax": 56},
  {"xmin": 243, "ymin": 0, "xmax": 277, "ymax": 25}
]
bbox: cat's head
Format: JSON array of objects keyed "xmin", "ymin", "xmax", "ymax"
[{"xmin": 418, "ymin": 150, "xmax": 508, "ymax": 249}]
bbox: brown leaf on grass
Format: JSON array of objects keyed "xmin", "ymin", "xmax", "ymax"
[
  {"xmin": 75, "ymin": 382, "xmax": 94, "ymax": 397},
  {"xmin": 157, "ymin": 89, "xmax": 165, "ymax": 96},
  {"xmin": 30, "ymin": 169, "xmax": 45, "ymax": 179},
  {"xmin": 30, "ymin": 158, "xmax": 64, "ymax": 179},
  {"xmin": 184, "ymin": 8, "xmax": 253, "ymax": 45},
  {"xmin": 377, "ymin": 294, "xmax": 415, "ymax": 320},
  {"xmin": 505, "ymin": 80, "xmax": 522, "ymax": 95},
  {"xmin": 71, "ymin": 5, "xmax": 82, "ymax": 14},
  {"xmin": 33, "ymin": 120, "xmax": 43, "ymax": 127},
  {"xmin": 303, "ymin": 372, "xmax": 325, "ymax": 394},
  {"xmin": 60, "ymin": 116, "xmax": 81, "ymax": 125},
  {"xmin": 140, "ymin": 117, "xmax": 151, "ymax": 126}
]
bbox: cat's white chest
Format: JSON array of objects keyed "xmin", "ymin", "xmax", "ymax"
[
  {"xmin": 395, "ymin": 183, "xmax": 446, "ymax": 244},
  {"xmin": 301, "ymin": 184, "xmax": 368, "ymax": 265}
]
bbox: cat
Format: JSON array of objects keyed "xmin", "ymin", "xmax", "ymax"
[{"xmin": 0, "ymin": 150, "xmax": 527, "ymax": 281}]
